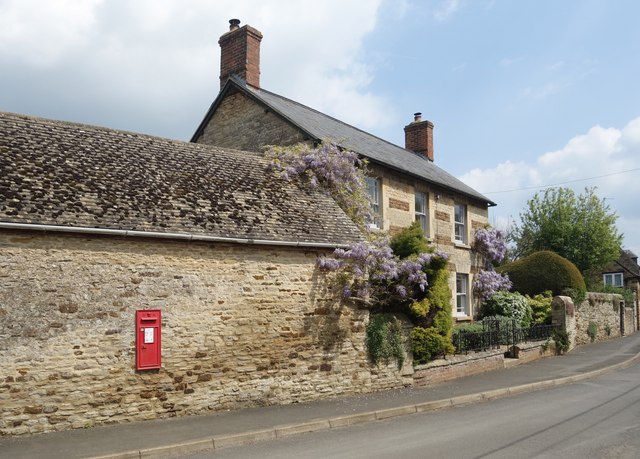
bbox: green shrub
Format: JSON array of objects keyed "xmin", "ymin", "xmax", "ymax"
[
  {"xmin": 481, "ymin": 291, "xmax": 532, "ymax": 327},
  {"xmin": 600, "ymin": 284, "xmax": 635, "ymax": 305},
  {"xmin": 453, "ymin": 322, "xmax": 485, "ymax": 334},
  {"xmin": 390, "ymin": 221, "xmax": 430, "ymax": 260},
  {"xmin": 426, "ymin": 268, "xmax": 453, "ymax": 336},
  {"xmin": 526, "ymin": 291, "xmax": 553, "ymax": 325},
  {"xmin": 587, "ymin": 321, "xmax": 598, "ymax": 342},
  {"xmin": 499, "ymin": 250, "xmax": 586, "ymax": 298},
  {"xmin": 366, "ymin": 314, "xmax": 404, "ymax": 368},
  {"xmin": 551, "ymin": 329, "xmax": 570, "ymax": 354},
  {"xmin": 411, "ymin": 326, "xmax": 454, "ymax": 364}
]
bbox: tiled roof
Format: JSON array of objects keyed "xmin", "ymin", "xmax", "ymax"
[
  {"xmin": 602, "ymin": 249, "xmax": 640, "ymax": 279},
  {"xmin": 193, "ymin": 77, "xmax": 495, "ymax": 206},
  {"xmin": 0, "ymin": 111, "xmax": 362, "ymax": 247}
]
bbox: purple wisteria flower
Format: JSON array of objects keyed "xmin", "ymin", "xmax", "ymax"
[
  {"xmin": 473, "ymin": 227, "xmax": 507, "ymax": 264},
  {"xmin": 472, "ymin": 270, "xmax": 512, "ymax": 303}
]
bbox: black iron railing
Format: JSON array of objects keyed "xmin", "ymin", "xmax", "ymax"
[{"xmin": 453, "ymin": 320, "xmax": 560, "ymax": 355}]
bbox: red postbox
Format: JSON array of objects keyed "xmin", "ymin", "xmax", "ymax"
[{"xmin": 135, "ymin": 309, "xmax": 161, "ymax": 370}]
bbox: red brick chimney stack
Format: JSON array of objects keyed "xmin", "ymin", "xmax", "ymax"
[
  {"xmin": 404, "ymin": 112, "xmax": 434, "ymax": 162},
  {"xmin": 218, "ymin": 19, "xmax": 263, "ymax": 90}
]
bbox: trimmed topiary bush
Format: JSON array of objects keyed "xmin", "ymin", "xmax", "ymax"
[{"xmin": 498, "ymin": 250, "xmax": 586, "ymax": 298}]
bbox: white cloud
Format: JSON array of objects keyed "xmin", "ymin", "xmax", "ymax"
[
  {"xmin": 0, "ymin": 0, "xmax": 103, "ymax": 66},
  {"xmin": 0, "ymin": 0, "xmax": 392, "ymax": 137},
  {"xmin": 434, "ymin": 0, "xmax": 461, "ymax": 22},
  {"xmin": 460, "ymin": 117, "xmax": 640, "ymax": 255}
]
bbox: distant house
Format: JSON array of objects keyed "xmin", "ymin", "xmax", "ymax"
[
  {"xmin": 601, "ymin": 249, "xmax": 640, "ymax": 302},
  {"xmin": 192, "ymin": 19, "xmax": 497, "ymax": 320}
]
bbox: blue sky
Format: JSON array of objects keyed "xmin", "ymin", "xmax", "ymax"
[{"xmin": 1, "ymin": 0, "xmax": 639, "ymax": 254}]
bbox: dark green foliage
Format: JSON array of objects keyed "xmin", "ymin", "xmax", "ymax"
[
  {"xmin": 389, "ymin": 221, "xmax": 429, "ymax": 259},
  {"xmin": 587, "ymin": 321, "xmax": 598, "ymax": 342},
  {"xmin": 526, "ymin": 291, "xmax": 553, "ymax": 325},
  {"xmin": 388, "ymin": 222, "xmax": 454, "ymax": 364},
  {"xmin": 499, "ymin": 250, "xmax": 586, "ymax": 298},
  {"xmin": 551, "ymin": 329, "xmax": 570, "ymax": 354},
  {"xmin": 512, "ymin": 187, "xmax": 622, "ymax": 273},
  {"xmin": 411, "ymin": 326, "xmax": 454, "ymax": 364},
  {"xmin": 409, "ymin": 268, "xmax": 455, "ymax": 363},
  {"xmin": 366, "ymin": 314, "xmax": 404, "ymax": 368}
]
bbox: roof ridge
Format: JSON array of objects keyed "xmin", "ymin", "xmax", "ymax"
[{"xmin": 245, "ymin": 84, "xmax": 421, "ymax": 157}]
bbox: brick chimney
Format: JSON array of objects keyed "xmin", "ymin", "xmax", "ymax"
[
  {"xmin": 404, "ymin": 112, "xmax": 434, "ymax": 161},
  {"xmin": 219, "ymin": 19, "xmax": 263, "ymax": 89}
]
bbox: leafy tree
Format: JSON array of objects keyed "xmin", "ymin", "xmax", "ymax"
[{"xmin": 512, "ymin": 187, "xmax": 622, "ymax": 273}]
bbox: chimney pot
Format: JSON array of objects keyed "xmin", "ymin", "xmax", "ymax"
[
  {"xmin": 414, "ymin": 112, "xmax": 422, "ymax": 122},
  {"xmin": 229, "ymin": 19, "xmax": 240, "ymax": 31}
]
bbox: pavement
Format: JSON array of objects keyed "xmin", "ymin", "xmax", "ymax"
[{"xmin": 3, "ymin": 333, "xmax": 640, "ymax": 459}]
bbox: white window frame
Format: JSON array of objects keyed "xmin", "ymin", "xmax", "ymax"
[
  {"xmin": 366, "ymin": 176, "xmax": 382, "ymax": 229},
  {"xmin": 415, "ymin": 191, "xmax": 428, "ymax": 236},
  {"xmin": 603, "ymin": 272, "xmax": 623, "ymax": 287},
  {"xmin": 454, "ymin": 203, "xmax": 467, "ymax": 244},
  {"xmin": 456, "ymin": 273, "xmax": 469, "ymax": 316}
]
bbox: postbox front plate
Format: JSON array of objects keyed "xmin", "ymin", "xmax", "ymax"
[{"xmin": 135, "ymin": 309, "xmax": 161, "ymax": 370}]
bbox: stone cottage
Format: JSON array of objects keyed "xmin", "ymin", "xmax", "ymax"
[
  {"xmin": 0, "ymin": 111, "xmax": 411, "ymax": 435},
  {"xmin": 601, "ymin": 249, "xmax": 640, "ymax": 330},
  {"xmin": 192, "ymin": 19, "xmax": 497, "ymax": 321}
]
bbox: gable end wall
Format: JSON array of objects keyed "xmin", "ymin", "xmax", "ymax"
[{"xmin": 195, "ymin": 91, "xmax": 307, "ymax": 151}]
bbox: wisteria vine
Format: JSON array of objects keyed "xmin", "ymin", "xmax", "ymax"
[
  {"xmin": 318, "ymin": 237, "xmax": 449, "ymax": 307},
  {"xmin": 472, "ymin": 227, "xmax": 511, "ymax": 303}
]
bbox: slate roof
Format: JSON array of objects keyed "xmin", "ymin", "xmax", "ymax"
[
  {"xmin": 0, "ymin": 111, "xmax": 362, "ymax": 247},
  {"xmin": 608, "ymin": 249, "xmax": 640, "ymax": 278},
  {"xmin": 192, "ymin": 76, "xmax": 495, "ymax": 206}
]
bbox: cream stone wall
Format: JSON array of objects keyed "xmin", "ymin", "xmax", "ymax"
[
  {"xmin": 552, "ymin": 293, "xmax": 636, "ymax": 350},
  {"xmin": 0, "ymin": 230, "xmax": 410, "ymax": 436},
  {"xmin": 368, "ymin": 164, "xmax": 489, "ymax": 320},
  {"xmin": 195, "ymin": 91, "xmax": 307, "ymax": 150}
]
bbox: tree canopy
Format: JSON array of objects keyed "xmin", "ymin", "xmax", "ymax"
[{"xmin": 512, "ymin": 187, "xmax": 622, "ymax": 273}]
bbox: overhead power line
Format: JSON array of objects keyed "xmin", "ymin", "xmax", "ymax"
[{"xmin": 481, "ymin": 167, "xmax": 640, "ymax": 194}]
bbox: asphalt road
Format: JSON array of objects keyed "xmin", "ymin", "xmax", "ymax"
[{"xmin": 184, "ymin": 363, "xmax": 640, "ymax": 459}]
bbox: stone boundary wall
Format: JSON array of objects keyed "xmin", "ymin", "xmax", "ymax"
[
  {"xmin": 552, "ymin": 293, "xmax": 635, "ymax": 350},
  {"xmin": 412, "ymin": 342, "xmax": 554, "ymax": 386},
  {"xmin": 0, "ymin": 231, "xmax": 410, "ymax": 436}
]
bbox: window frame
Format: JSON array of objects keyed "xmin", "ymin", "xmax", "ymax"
[
  {"xmin": 456, "ymin": 273, "xmax": 469, "ymax": 317},
  {"xmin": 603, "ymin": 272, "xmax": 624, "ymax": 287},
  {"xmin": 366, "ymin": 176, "xmax": 382, "ymax": 229},
  {"xmin": 454, "ymin": 203, "xmax": 467, "ymax": 244},
  {"xmin": 415, "ymin": 191, "xmax": 429, "ymax": 236}
]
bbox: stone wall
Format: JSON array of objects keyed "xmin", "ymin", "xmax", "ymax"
[
  {"xmin": 0, "ymin": 230, "xmax": 409, "ymax": 436},
  {"xmin": 195, "ymin": 90, "xmax": 307, "ymax": 151},
  {"xmin": 368, "ymin": 164, "xmax": 489, "ymax": 320},
  {"xmin": 552, "ymin": 293, "xmax": 635, "ymax": 350}
]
